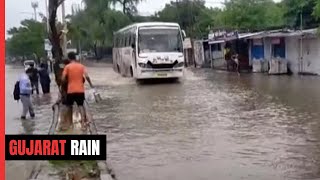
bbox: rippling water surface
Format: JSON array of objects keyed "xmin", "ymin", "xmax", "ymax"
[
  {"xmin": 5, "ymin": 66, "xmax": 57, "ymax": 180},
  {"xmin": 6, "ymin": 65, "xmax": 320, "ymax": 180},
  {"xmin": 90, "ymin": 68, "xmax": 320, "ymax": 180}
]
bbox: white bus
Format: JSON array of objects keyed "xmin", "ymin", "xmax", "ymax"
[{"xmin": 113, "ymin": 22, "xmax": 185, "ymax": 79}]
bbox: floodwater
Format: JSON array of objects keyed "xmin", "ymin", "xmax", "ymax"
[
  {"xmin": 5, "ymin": 65, "xmax": 320, "ymax": 180},
  {"xmin": 5, "ymin": 65, "xmax": 56, "ymax": 180},
  {"xmin": 90, "ymin": 67, "xmax": 320, "ymax": 180}
]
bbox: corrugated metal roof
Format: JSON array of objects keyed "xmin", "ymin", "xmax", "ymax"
[
  {"xmin": 208, "ymin": 40, "xmax": 224, "ymax": 44},
  {"xmin": 238, "ymin": 32, "xmax": 265, "ymax": 39},
  {"xmin": 206, "ymin": 28, "xmax": 318, "ymax": 43}
]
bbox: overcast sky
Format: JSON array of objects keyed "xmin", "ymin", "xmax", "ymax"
[{"xmin": 5, "ymin": 0, "xmax": 280, "ymax": 38}]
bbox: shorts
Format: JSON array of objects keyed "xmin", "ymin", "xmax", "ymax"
[{"xmin": 66, "ymin": 93, "xmax": 85, "ymax": 106}]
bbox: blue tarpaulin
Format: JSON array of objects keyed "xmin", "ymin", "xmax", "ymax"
[{"xmin": 251, "ymin": 45, "xmax": 264, "ymax": 60}]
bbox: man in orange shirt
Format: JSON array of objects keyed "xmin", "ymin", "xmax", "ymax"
[{"xmin": 62, "ymin": 52, "xmax": 94, "ymax": 130}]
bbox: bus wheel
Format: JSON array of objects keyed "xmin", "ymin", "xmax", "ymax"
[{"xmin": 130, "ymin": 66, "xmax": 133, "ymax": 77}]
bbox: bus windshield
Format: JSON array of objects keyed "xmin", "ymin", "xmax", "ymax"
[{"xmin": 138, "ymin": 28, "xmax": 183, "ymax": 53}]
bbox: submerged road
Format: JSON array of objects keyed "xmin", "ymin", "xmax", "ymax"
[{"xmin": 6, "ymin": 65, "xmax": 320, "ymax": 180}]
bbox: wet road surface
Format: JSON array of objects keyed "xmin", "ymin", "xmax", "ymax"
[
  {"xmin": 90, "ymin": 68, "xmax": 320, "ymax": 180},
  {"xmin": 5, "ymin": 65, "xmax": 57, "ymax": 180},
  {"xmin": 6, "ymin": 65, "xmax": 320, "ymax": 180}
]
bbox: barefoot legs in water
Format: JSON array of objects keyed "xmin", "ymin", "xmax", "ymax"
[{"xmin": 79, "ymin": 105, "xmax": 88, "ymax": 131}]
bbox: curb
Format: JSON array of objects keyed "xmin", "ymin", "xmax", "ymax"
[
  {"xmin": 28, "ymin": 100, "xmax": 116, "ymax": 180},
  {"xmin": 85, "ymin": 102, "xmax": 116, "ymax": 180}
]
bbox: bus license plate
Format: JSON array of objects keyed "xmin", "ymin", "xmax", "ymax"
[{"xmin": 156, "ymin": 73, "xmax": 167, "ymax": 77}]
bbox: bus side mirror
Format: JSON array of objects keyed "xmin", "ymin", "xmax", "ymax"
[{"xmin": 131, "ymin": 43, "xmax": 135, "ymax": 49}]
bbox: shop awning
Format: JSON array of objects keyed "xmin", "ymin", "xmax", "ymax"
[
  {"xmin": 238, "ymin": 32, "xmax": 265, "ymax": 39},
  {"xmin": 208, "ymin": 39, "xmax": 224, "ymax": 44}
]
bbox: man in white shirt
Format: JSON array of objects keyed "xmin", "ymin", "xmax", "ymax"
[{"xmin": 19, "ymin": 70, "xmax": 35, "ymax": 119}]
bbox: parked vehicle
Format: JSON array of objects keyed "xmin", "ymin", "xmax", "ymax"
[{"xmin": 23, "ymin": 60, "xmax": 36, "ymax": 71}]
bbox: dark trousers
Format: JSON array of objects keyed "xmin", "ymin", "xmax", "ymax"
[
  {"xmin": 41, "ymin": 82, "xmax": 50, "ymax": 94},
  {"xmin": 31, "ymin": 81, "xmax": 39, "ymax": 95}
]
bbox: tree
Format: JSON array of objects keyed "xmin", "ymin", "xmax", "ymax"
[
  {"xmin": 282, "ymin": 0, "xmax": 319, "ymax": 29},
  {"xmin": 155, "ymin": 0, "xmax": 208, "ymax": 38},
  {"xmin": 6, "ymin": 19, "xmax": 46, "ymax": 61},
  {"xmin": 220, "ymin": 0, "xmax": 284, "ymax": 31},
  {"xmin": 67, "ymin": 0, "xmax": 131, "ymax": 58},
  {"xmin": 313, "ymin": 0, "xmax": 320, "ymax": 19},
  {"xmin": 114, "ymin": 0, "xmax": 143, "ymax": 17},
  {"xmin": 48, "ymin": 0, "xmax": 65, "ymax": 86}
]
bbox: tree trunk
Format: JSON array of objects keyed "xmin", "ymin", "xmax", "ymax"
[
  {"xmin": 122, "ymin": 2, "xmax": 126, "ymax": 14},
  {"xmin": 49, "ymin": 0, "xmax": 64, "ymax": 87},
  {"xmin": 93, "ymin": 42, "xmax": 98, "ymax": 60},
  {"xmin": 121, "ymin": 0, "xmax": 128, "ymax": 14}
]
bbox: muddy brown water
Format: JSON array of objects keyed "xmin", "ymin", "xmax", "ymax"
[
  {"xmin": 90, "ymin": 68, "xmax": 320, "ymax": 180},
  {"xmin": 5, "ymin": 66, "xmax": 59, "ymax": 180},
  {"xmin": 6, "ymin": 65, "xmax": 320, "ymax": 180}
]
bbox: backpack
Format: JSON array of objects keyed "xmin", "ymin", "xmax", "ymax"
[{"xmin": 13, "ymin": 81, "xmax": 20, "ymax": 101}]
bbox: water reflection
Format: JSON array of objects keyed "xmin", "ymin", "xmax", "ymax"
[
  {"xmin": 20, "ymin": 120, "xmax": 35, "ymax": 134},
  {"xmin": 90, "ymin": 68, "xmax": 320, "ymax": 180}
]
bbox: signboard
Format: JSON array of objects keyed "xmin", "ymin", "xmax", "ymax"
[
  {"xmin": 44, "ymin": 39, "xmax": 52, "ymax": 51},
  {"xmin": 253, "ymin": 39, "xmax": 263, "ymax": 46},
  {"xmin": 208, "ymin": 30, "xmax": 238, "ymax": 41},
  {"xmin": 183, "ymin": 38, "xmax": 192, "ymax": 49},
  {"xmin": 67, "ymin": 48, "xmax": 77, "ymax": 54},
  {"xmin": 271, "ymin": 38, "xmax": 280, "ymax": 44}
]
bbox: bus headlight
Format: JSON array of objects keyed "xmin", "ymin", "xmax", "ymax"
[
  {"xmin": 174, "ymin": 62, "xmax": 184, "ymax": 68},
  {"xmin": 138, "ymin": 63, "xmax": 146, "ymax": 68},
  {"xmin": 138, "ymin": 62, "xmax": 152, "ymax": 68}
]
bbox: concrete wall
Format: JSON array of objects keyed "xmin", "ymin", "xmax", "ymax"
[
  {"xmin": 194, "ymin": 40, "xmax": 205, "ymax": 67},
  {"xmin": 301, "ymin": 37, "xmax": 320, "ymax": 74},
  {"xmin": 285, "ymin": 37, "xmax": 300, "ymax": 74},
  {"xmin": 211, "ymin": 43, "xmax": 225, "ymax": 68},
  {"xmin": 264, "ymin": 38, "xmax": 272, "ymax": 61},
  {"xmin": 285, "ymin": 36, "xmax": 320, "ymax": 75}
]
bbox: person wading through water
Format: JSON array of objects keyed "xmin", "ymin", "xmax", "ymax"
[
  {"xmin": 61, "ymin": 52, "xmax": 94, "ymax": 130},
  {"xmin": 17, "ymin": 69, "xmax": 35, "ymax": 119},
  {"xmin": 232, "ymin": 54, "xmax": 240, "ymax": 75},
  {"xmin": 26, "ymin": 64, "xmax": 40, "ymax": 95},
  {"xmin": 39, "ymin": 63, "xmax": 51, "ymax": 94}
]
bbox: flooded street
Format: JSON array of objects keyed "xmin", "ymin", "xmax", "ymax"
[
  {"xmin": 5, "ymin": 65, "xmax": 57, "ymax": 180},
  {"xmin": 6, "ymin": 65, "xmax": 320, "ymax": 180},
  {"xmin": 91, "ymin": 67, "xmax": 320, "ymax": 180}
]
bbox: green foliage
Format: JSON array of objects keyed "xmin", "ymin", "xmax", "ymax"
[
  {"xmin": 6, "ymin": 19, "xmax": 46, "ymax": 58},
  {"xmin": 154, "ymin": 0, "xmax": 208, "ymax": 38},
  {"xmin": 314, "ymin": 0, "xmax": 320, "ymax": 19},
  {"xmin": 211, "ymin": 0, "xmax": 284, "ymax": 31},
  {"xmin": 7, "ymin": 0, "xmax": 320, "ymax": 58},
  {"xmin": 68, "ymin": 0, "xmax": 132, "ymax": 51},
  {"xmin": 153, "ymin": 0, "xmax": 285, "ymax": 37},
  {"xmin": 282, "ymin": 0, "xmax": 319, "ymax": 28}
]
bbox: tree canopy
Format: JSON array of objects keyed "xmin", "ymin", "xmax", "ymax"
[
  {"xmin": 6, "ymin": 19, "xmax": 46, "ymax": 59},
  {"xmin": 6, "ymin": 0, "xmax": 320, "ymax": 59}
]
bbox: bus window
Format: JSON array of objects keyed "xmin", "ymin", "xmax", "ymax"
[
  {"xmin": 126, "ymin": 32, "xmax": 130, "ymax": 47},
  {"xmin": 125, "ymin": 33, "xmax": 128, "ymax": 47},
  {"xmin": 138, "ymin": 28, "xmax": 183, "ymax": 53},
  {"xmin": 120, "ymin": 35, "xmax": 124, "ymax": 47},
  {"xmin": 131, "ymin": 33, "xmax": 135, "ymax": 48},
  {"xmin": 123, "ymin": 33, "xmax": 126, "ymax": 47},
  {"xmin": 113, "ymin": 35, "xmax": 117, "ymax": 47},
  {"xmin": 129, "ymin": 33, "xmax": 133, "ymax": 47}
]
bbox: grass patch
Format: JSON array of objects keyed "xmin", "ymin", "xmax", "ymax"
[{"xmin": 49, "ymin": 160, "xmax": 100, "ymax": 179}]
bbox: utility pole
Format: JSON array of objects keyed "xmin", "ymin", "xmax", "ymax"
[
  {"xmin": 61, "ymin": 0, "xmax": 68, "ymax": 58},
  {"xmin": 299, "ymin": 10, "xmax": 303, "ymax": 73},
  {"xmin": 44, "ymin": 0, "xmax": 50, "ymax": 33},
  {"xmin": 31, "ymin": 1, "xmax": 38, "ymax": 21}
]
